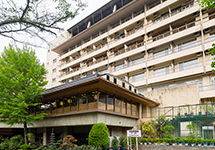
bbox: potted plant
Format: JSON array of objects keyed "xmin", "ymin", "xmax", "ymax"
[
  {"xmin": 160, "ymin": 138, "xmax": 164, "ymax": 146},
  {"xmin": 112, "ymin": 136, "xmax": 119, "ymax": 150},
  {"xmin": 203, "ymin": 139, "xmax": 208, "ymax": 148},
  {"xmin": 171, "ymin": 138, "xmax": 176, "ymax": 147},
  {"xmin": 198, "ymin": 105, "xmax": 202, "ymax": 115},
  {"xmin": 119, "ymin": 136, "xmax": 126, "ymax": 150},
  {"xmin": 184, "ymin": 138, "xmax": 189, "ymax": 147},
  {"xmin": 148, "ymin": 138, "xmax": 152, "ymax": 145},
  {"xmin": 154, "ymin": 138, "xmax": 158, "ymax": 146},
  {"xmin": 209, "ymin": 139, "xmax": 214, "ymax": 148},
  {"xmin": 197, "ymin": 138, "xmax": 202, "ymax": 147},
  {"xmin": 189, "ymin": 138, "xmax": 195, "ymax": 147},
  {"xmin": 143, "ymin": 138, "xmax": 147, "ymax": 145},
  {"xmin": 178, "ymin": 139, "xmax": 183, "ymax": 147},
  {"xmin": 176, "ymin": 137, "xmax": 180, "ymax": 145}
]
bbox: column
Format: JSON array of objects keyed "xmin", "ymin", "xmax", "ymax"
[
  {"xmin": 43, "ymin": 127, "xmax": 47, "ymax": 145},
  {"xmin": 139, "ymin": 104, "xmax": 142, "ymax": 118}
]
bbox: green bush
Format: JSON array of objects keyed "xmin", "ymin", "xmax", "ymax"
[
  {"xmin": 112, "ymin": 137, "xmax": 119, "ymax": 149},
  {"xmin": 88, "ymin": 123, "xmax": 109, "ymax": 150},
  {"xmin": 119, "ymin": 136, "xmax": 126, "ymax": 148},
  {"xmin": 0, "ymin": 135, "xmax": 24, "ymax": 150}
]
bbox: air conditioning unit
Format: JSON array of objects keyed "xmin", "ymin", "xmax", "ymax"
[
  {"xmin": 153, "ymin": 12, "xmax": 159, "ymax": 18},
  {"xmin": 196, "ymin": 52, "xmax": 203, "ymax": 57},
  {"xmin": 204, "ymin": 28, "xmax": 211, "ymax": 34},
  {"xmin": 193, "ymin": 12, "xmax": 199, "ymax": 17},
  {"xmin": 148, "ymin": 66, "xmax": 154, "ymax": 70},
  {"xmin": 147, "ymin": 49, "xmax": 154, "ymax": 53},
  {"xmin": 194, "ymin": 32, "xmax": 201, "ymax": 37},
  {"xmin": 142, "ymin": 68, "xmax": 146, "ymax": 72},
  {"xmin": 115, "ymin": 32, "xmax": 119, "ymax": 36},
  {"xmin": 136, "ymin": 21, "xmax": 141, "ymax": 26},
  {"xmin": 103, "ymin": 38, "xmax": 107, "ymax": 42}
]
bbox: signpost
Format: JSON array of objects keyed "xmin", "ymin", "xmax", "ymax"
[{"xmin": 127, "ymin": 130, "xmax": 141, "ymax": 150}]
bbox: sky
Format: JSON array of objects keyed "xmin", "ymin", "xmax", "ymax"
[{"xmin": 0, "ymin": 0, "xmax": 110, "ymax": 64}]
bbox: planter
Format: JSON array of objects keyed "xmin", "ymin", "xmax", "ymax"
[
  {"xmin": 198, "ymin": 144, "xmax": 201, "ymax": 148},
  {"xmin": 114, "ymin": 148, "xmax": 118, "ymax": 150},
  {"xmin": 172, "ymin": 143, "xmax": 175, "ymax": 147},
  {"xmin": 185, "ymin": 113, "xmax": 187, "ymax": 116},
  {"xmin": 155, "ymin": 143, "xmax": 158, "ymax": 146},
  {"xmin": 191, "ymin": 144, "xmax": 195, "ymax": 147},
  {"xmin": 166, "ymin": 143, "xmax": 169, "ymax": 146},
  {"xmin": 210, "ymin": 145, "xmax": 213, "ymax": 148},
  {"xmin": 204, "ymin": 144, "xmax": 207, "ymax": 148},
  {"xmin": 179, "ymin": 143, "xmax": 182, "ymax": 147},
  {"xmin": 149, "ymin": 142, "xmax": 151, "ymax": 146},
  {"xmin": 178, "ymin": 113, "xmax": 180, "ymax": 116},
  {"xmin": 185, "ymin": 143, "xmax": 188, "ymax": 147},
  {"xmin": 160, "ymin": 143, "xmax": 163, "ymax": 146},
  {"xmin": 144, "ymin": 143, "xmax": 147, "ymax": 146},
  {"xmin": 199, "ymin": 112, "xmax": 202, "ymax": 115},
  {"xmin": 190, "ymin": 112, "xmax": 194, "ymax": 116}
]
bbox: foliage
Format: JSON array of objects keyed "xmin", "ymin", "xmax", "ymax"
[
  {"xmin": 186, "ymin": 123, "xmax": 196, "ymax": 138},
  {"xmin": 19, "ymin": 144, "xmax": 36, "ymax": 150},
  {"xmin": 152, "ymin": 115, "xmax": 170, "ymax": 138},
  {"xmin": 188, "ymin": 138, "xmax": 195, "ymax": 144},
  {"xmin": 0, "ymin": 45, "xmax": 48, "ymax": 144},
  {"xmin": 142, "ymin": 121, "xmax": 156, "ymax": 138},
  {"xmin": 73, "ymin": 145, "xmax": 102, "ymax": 150},
  {"xmin": 196, "ymin": 138, "xmax": 202, "ymax": 144},
  {"xmin": 60, "ymin": 135, "xmax": 77, "ymax": 147},
  {"xmin": 162, "ymin": 125, "xmax": 175, "ymax": 139},
  {"xmin": 0, "ymin": 0, "xmax": 87, "ymax": 47},
  {"xmin": 0, "ymin": 135, "xmax": 24, "ymax": 150},
  {"xmin": 171, "ymin": 138, "xmax": 176, "ymax": 143},
  {"xmin": 37, "ymin": 139, "xmax": 63, "ymax": 150},
  {"xmin": 119, "ymin": 136, "xmax": 126, "ymax": 148},
  {"xmin": 88, "ymin": 123, "xmax": 109, "ymax": 150},
  {"xmin": 112, "ymin": 137, "xmax": 119, "ymax": 149},
  {"xmin": 199, "ymin": 0, "xmax": 215, "ymax": 10}
]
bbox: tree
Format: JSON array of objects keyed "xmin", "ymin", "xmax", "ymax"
[
  {"xmin": 141, "ymin": 121, "xmax": 156, "ymax": 138},
  {"xmin": 0, "ymin": 0, "xmax": 87, "ymax": 47},
  {"xmin": 199, "ymin": 0, "xmax": 215, "ymax": 71},
  {"xmin": 0, "ymin": 44, "xmax": 48, "ymax": 144},
  {"xmin": 88, "ymin": 123, "xmax": 109, "ymax": 150}
]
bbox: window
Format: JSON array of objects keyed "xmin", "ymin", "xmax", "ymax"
[
  {"xmin": 179, "ymin": 59, "xmax": 198, "ymax": 71},
  {"xmin": 129, "ymin": 57, "xmax": 144, "ymax": 66},
  {"xmin": 153, "ymin": 48, "xmax": 171, "ymax": 59},
  {"xmin": 174, "ymin": 40, "xmax": 197, "ymax": 52},
  {"xmin": 131, "ymin": 73, "xmax": 145, "ymax": 82},
  {"xmin": 139, "ymin": 89, "xmax": 147, "ymax": 93},
  {"xmin": 53, "ymin": 68, "xmax": 56, "ymax": 72},
  {"xmin": 52, "ymin": 78, "xmax": 56, "ymax": 82},
  {"xmin": 53, "ymin": 58, "xmax": 57, "ymax": 63},
  {"xmin": 115, "ymin": 63, "xmax": 125, "ymax": 71},
  {"xmin": 154, "ymin": 66, "xmax": 170, "ymax": 77}
]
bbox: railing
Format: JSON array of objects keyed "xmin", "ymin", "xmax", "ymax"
[
  {"xmin": 60, "ymin": 67, "xmax": 80, "ymax": 77},
  {"xmin": 122, "ymin": 16, "xmax": 132, "ymax": 24},
  {"xmin": 148, "ymin": 0, "xmax": 161, "ymax": 9},
  {"xmin": 129, "ymin": 58, "xmax": 145, "ymax": 66},
  {"xmin": 84, "ymin": 56, "xmax": 108, "ymax": 68},
  {"xmin": 115, "ymin": 64, "xmax": 126, "ymax": 71},
  {"xmin": 112, "ymin": 22, "xmax": 120, "ymax": 29},
  {"xmin": 92, "ymin": 33, "xmax": 99, "ymax": 39},
  {"xmin": 134, "ymin": 9, "xmax": 144, "ymax": 17},
  {"xmin": 199, "ymin": 84, "xmax": 215, "ymax": 92}
]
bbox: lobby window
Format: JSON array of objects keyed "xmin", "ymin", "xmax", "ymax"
[
  {"xmin": 115, "ymin": 97, "xmax": 122, "ymax": 113},
  {"xmin": 179, "ymin": 59, "xmax": 198, "ymax": 71},
  {"xmin": 79, "ymin": 93, "xmax": 87, "ymax": 111},
  {"xmin": 107, "ymin": 94, "xmax": 114, "ymax": 112},
  {"xmin": 52, "ymin": 78, "xmax": 56, "ymax": 82},
  {"xmin": 131, "ymin": 73, "xmax": 145, "ymax": 82},
  {"xmin": 154, "ymin": 66, "xmax": 170, "ymax": 77},
  {"xmin": 88, "ymin": 91, "xmax": 98, "ymax": 110},
  {"xmin": 53, "ymin": 68, "xmax": 56, "ymax": 72},
  {"xmin": 53, "ymin": 58, "xmax": 57, "ymax": 63},
  {"xmin": 98, "ymin": 91, "xmax": 106, "ymax": 110}
]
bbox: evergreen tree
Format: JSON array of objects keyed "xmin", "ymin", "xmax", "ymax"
[{"xmin": 0, "ymin": 44, "xmax": 48, "ymax": 144}]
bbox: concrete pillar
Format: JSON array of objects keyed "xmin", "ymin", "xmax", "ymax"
[
  {"xmin": 139, "ymin": 104, "xmax": 142, "ymax": 118},
  {"xmin": 43, "ymin": 127, "xmax": 47, "ymax": 145},
  {"xmin": 63, "ymin": 127, "xmax": 68, "ymax": 138}
]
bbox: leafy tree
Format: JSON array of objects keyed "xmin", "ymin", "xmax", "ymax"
[
  {"xmin": 199, "ymin": 1, "xmax": 215, "ymax": 71},
  {"xmin": 141, "ymin": 121, "xmax": 156, "ymax": 138},
  {"xmin": 0, "ymin": 44, "xmax": 48, "ymax": 144},
  {"xmin": 88, "ymin": 123, "xmax": 109, "ymax": 150},
  {"xmin": 186, "ymin": 122, "xmax": 196, "ymax": 138},
  {"xmin": 0, "ymin": 0, "xmax": 87, "ymax": 47},
  {"xmin": 162, "ymin": 125, "xmax": 175, "ymax": 139}
]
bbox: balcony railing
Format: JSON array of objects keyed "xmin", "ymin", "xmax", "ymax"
[
  {"xmin": 199, "ymin": 84, "xmax": 215, "ymax": 92},
  {"xmin": 61, "ymin": 67, "xmax": 80, "ymax": 77},
  {"xmin": 83, "ymin": 56, "xmax": 108, "ymax": 68}
]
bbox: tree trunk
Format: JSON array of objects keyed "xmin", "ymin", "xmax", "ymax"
[{"xmin": 24, "ymin": 122, "xmax": 28, "ymax": 144}]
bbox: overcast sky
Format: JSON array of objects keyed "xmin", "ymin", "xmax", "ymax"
[{"xmin": 0, "ymin": 0, "xmax": 110, "ymax": 64}]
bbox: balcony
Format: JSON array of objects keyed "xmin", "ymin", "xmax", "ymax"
[{"xmin": 199, "ymin": 84, "xmax": 215, "ymax": 99}]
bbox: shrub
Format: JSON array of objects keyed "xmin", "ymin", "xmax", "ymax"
[
  {"xmin": 60, "ymin": 135, "xmax": 77, "ymax": 148},
  {"xmin": 112, "ymin": 137, "xmax": 119, "ymax": 149},
  {"xmin": 0, "ymin": 135, "xmax": 24, "ymax": 150},
  {"xmin": 88, "ymin": 123, "xmax": 109, "ymax": 150},
  {"xmin": 119, "ymin": 136, "xmax": 126, "ymax": 148}
]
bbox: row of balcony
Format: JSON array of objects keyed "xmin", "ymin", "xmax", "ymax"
[
  {"xmin": 58, "ymin": 0, "xmax": 197, "ymax": 58},
  {"xmin": 60, "ymin": 4, "xmax": 213, "ymax": 69}
]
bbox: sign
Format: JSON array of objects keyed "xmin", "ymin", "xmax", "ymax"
[{"xmin": 127, "ymin": 130, "xmax": 141, "ymax": 137}]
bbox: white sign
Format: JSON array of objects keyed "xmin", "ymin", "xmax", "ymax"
[{"xmin": 127, "ymin": 130, "xmax": 141, "ymax": 137}]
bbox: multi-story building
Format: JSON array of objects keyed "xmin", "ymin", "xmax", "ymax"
[{"xmin": 47, "ymin": 0, "xmax": 215, "ymax": 107}]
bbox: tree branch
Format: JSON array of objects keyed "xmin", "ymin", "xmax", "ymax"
[{"xmin": 20, "ymin": 0, "xmax": 30, "ymax": 21}]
